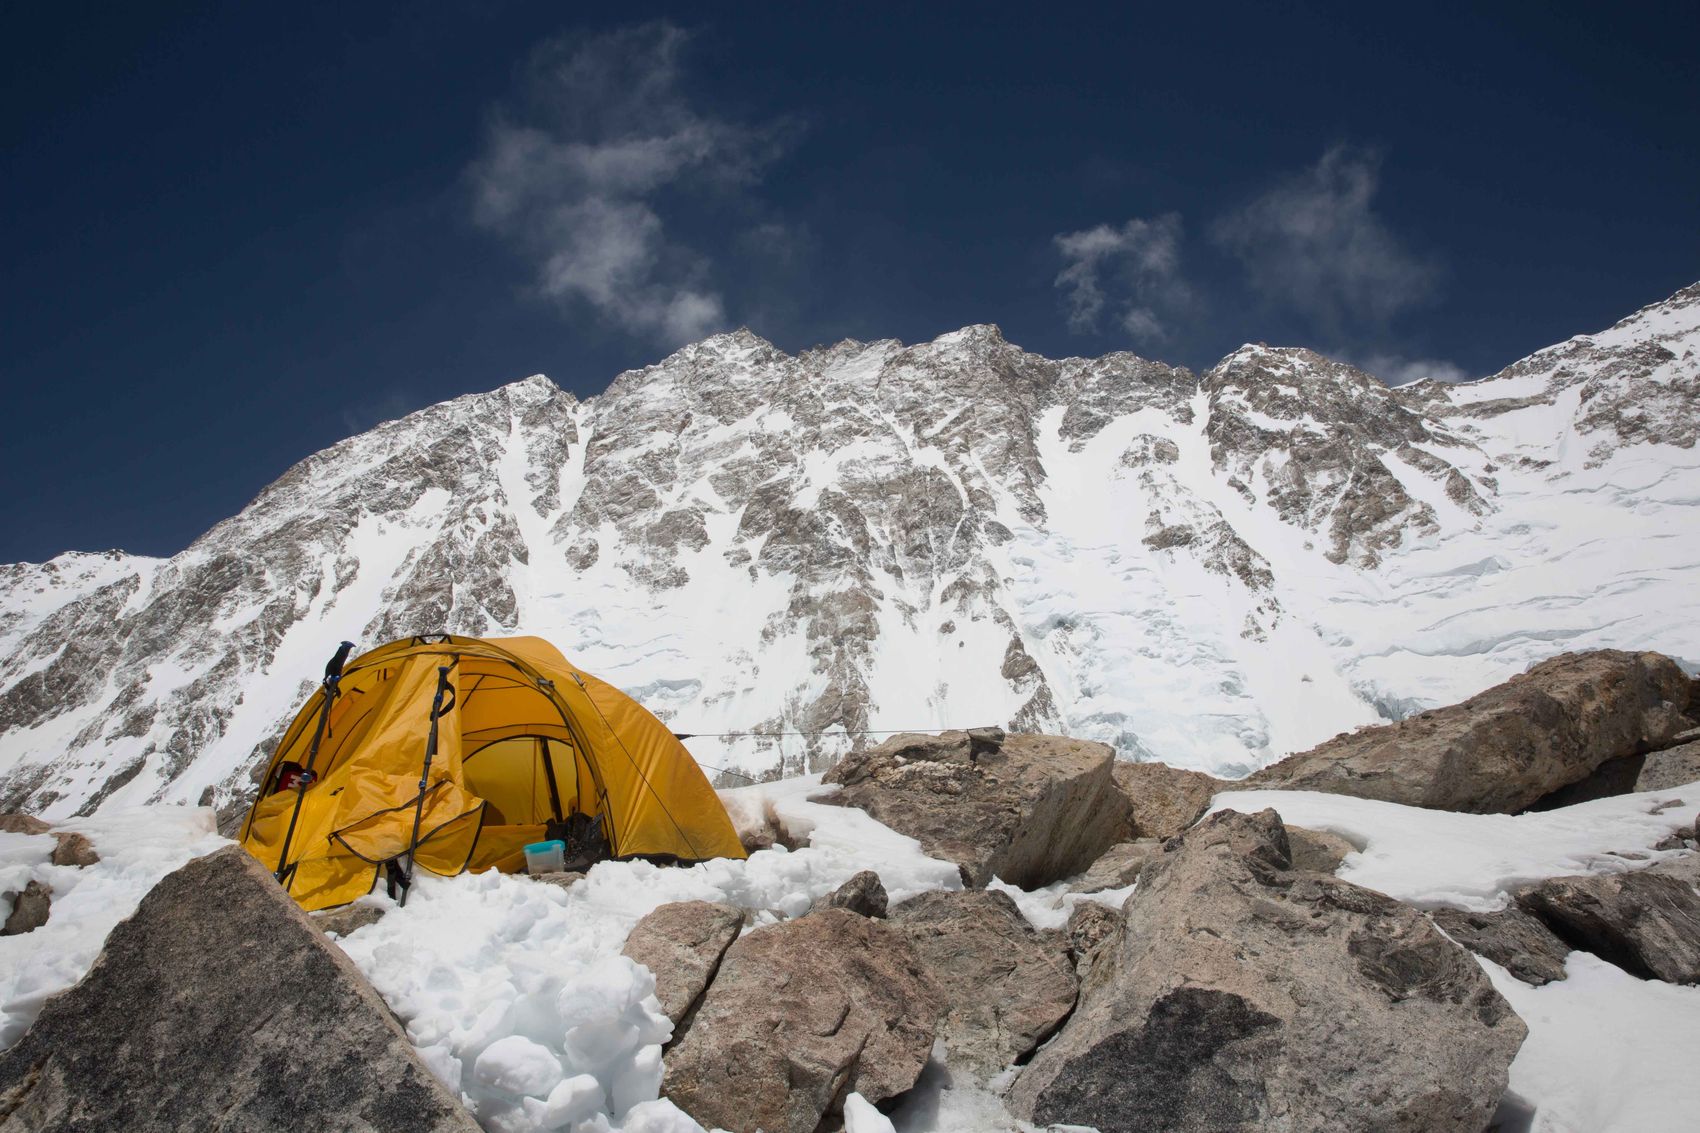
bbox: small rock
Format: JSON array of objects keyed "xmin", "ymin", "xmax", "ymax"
[
  {"xmin": 1652, "ymin": 825, "xmax": 1696, "ymax": 852},
  {"xmin": 889, "ymin": 889, "xmax": 1078, "ymax": 1074},
  {"xmin": 720, "ymin": 794, "xmax": 806, "ymax": 854},
  {"xmin": 1065, "ymin": 840, "xmax": 1162, "ymax": 894},
  {"xmin": 1285, "ymin": 825, "xmax": 1356, "ymax": 873},
  {"xmin": 1065, "ymin": 900, "xmax": 1121, "ymax": 975},
  {"xmin": 965, "ymin": 726, "xmax": 1006, "ymax": 758},
  {"xmin": 311, "ymin": 903, "xmax": 387, "ymax": 937},
  {"xmin": 49, "ymin": 831, "xmax": 100, "ymax": 868},
  {"xmin": 820, "ymin": 870, "xmax": 888, "ymax": 917},
  {"xmin": 1516, "ymin": 870, "xmax": 1700, "ymax": 984},
  {"xmin": 530, "ymin": 870, "xmax": 586, "ymax": 890},
  {"xmin": 622, "ymin": 900, "xmax": 744, "ymax": 1027},
  {"xmin": 1430, "ymin": 906, "xmax": 1573, "ymax": 985},
  {"xmin": 0, "ymin": 814, "xmax": 50, "ymax": 836},
  {"xmin": 2, "ymin": 880, "xmax": 52, "ymax": 936}
]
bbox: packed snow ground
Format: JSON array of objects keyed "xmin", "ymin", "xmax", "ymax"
[{"xmin": 2, "ymin": 777, "xmax": 1699, "ymax": 1131}]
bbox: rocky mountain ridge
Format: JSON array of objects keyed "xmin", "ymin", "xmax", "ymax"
[{"xmin": 1, "ymin": 283, "xmax": 1697, "ymax": 818}]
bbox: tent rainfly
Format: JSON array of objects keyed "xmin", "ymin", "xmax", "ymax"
[{"xmin": 239, "ymin": 634, "xmax": 746, "ymax": 910}]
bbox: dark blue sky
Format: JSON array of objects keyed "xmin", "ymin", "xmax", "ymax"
[{"xmin": 4, "ymin": 2, "xmax": 1697, "ymax": 562}]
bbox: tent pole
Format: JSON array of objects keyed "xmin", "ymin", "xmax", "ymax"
[
  {"xmin": 273, "ymin": 641, "xmax": 355, "ymax": 886},
  {"xmin": 398, "ymin": 665, "xmax": 454, "ymax": 908}
]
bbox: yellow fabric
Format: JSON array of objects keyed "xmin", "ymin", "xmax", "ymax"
[{"xmin": 240, "ymin": 634, "xmax": 746, "ymax": 910}]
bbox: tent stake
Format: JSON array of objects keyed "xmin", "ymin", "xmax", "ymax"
[
  {"xmin": 273, "ymin": 641, "xmax": 354, "ymax": 886},
  {"xmin": 398, "ymin": 665, "xmax": 455, "ymax": 908}
]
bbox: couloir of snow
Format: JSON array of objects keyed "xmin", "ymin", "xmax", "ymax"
[{"xmin": 4, "ymin": 774, "xmax": 1699, "ymax": 1132}]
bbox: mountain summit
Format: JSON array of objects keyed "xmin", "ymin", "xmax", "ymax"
[{"xmin": 2, "ymin": 285, "xmax": 1697, "ymax": 818}]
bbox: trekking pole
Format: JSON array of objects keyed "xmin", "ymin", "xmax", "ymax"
[
  {"xmin": 399, "ymin": 665, "xmax": 455, "ymax": 908},
  {"xmin": 274, "ymin": 640, "xmax": 356, "ymax": 886}
]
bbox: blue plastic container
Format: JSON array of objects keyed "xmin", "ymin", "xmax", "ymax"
[{"xmin": 523, "ymin": 839, "xmax": 565, "ymax": 875}]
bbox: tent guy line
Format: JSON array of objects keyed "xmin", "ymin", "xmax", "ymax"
[{"xmin": 670, "ymin": 726, "xmax": 992, "ymax": 740}]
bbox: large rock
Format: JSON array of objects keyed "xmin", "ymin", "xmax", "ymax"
[
  {"xmin": 1008, "ymin": 809, "xmax": 1527, "ymax": 1133},
  {"xmin": 888, "ymin": 889, "xmax": 1078, "ymax": 1074},
  {"xmin": 1248, "ymin": 649, "xmax": 1700, "ymax": 813},
  {"xmin": 1430, "ymin": 905, "xmax": 1573, "ymax": 986},
  {"xmin": 0, "ymin": 845, "xmax": 479, "ymax": 1133},
  {"xmin": 823, "ymin": 730, "xmax": 1130, "ymax": 887},
  {"xmin": 0, "ymin": 814, "xmax": 49, "ymax": 836},
  {"xmin": 661, "ymin": 908, "xmax": 943, "ymax": 1133},
  {"xmin": 1516, "ymin": 870, "xmax": 1700, "ymax": 984},
  {"xmin": 1110, "ymin": 761, "xmax": 1225, "ymax": 839},
  {"xmin": 620, "ymin": 899, "xmax": 744, "ymax": 1027}
]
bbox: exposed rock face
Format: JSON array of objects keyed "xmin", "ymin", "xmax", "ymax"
[
  {"xmin": 888, "ymin": 889, "xmax": 1078, "ymax": 1074},
  {"xmin": 1430, "ymin": 906, "xmax": 1573, "ymax": 986},
  {"xmin": 1065, "ymin": 840, "xmax": 1162, "ymax": 894},
  {"xmin": 1, "ymin": 880, "xmax": 50, "ymax": 936},
  {"xmin": 0, "ymin": 845, "xmax": 479, "ymax": 1132},
  {"xmin": 1248, "ymin": 650, "xmax": 1700, "ymax": 813},
  {"xmin": 1109, "ymin": 761, "xmax": 1225, "ymax": 840},
  {"xmin": 48, "ymin": 832, "xmax": 98, "ymax": 868},
  {"xmin": 661, "ymin": 908, "xmax": 943, "ymax": 1133},
  {"xmin": 823, "ymin": 730, "xmax": 1130, "ymax": 888},
  {"xmin": 1516, "ymin": 871, "xmax": 1700, "ymax": 984},
  {"xmin": 620, "ymin": 900, "xmax": 744, "ymax": 1027},
  {"xmin": 1008, "ymin": 809, "xmax": 1527, "ymax": 1133},
  {"xmin": 819, "ymin": 870, "xmax": 888, "ymax": 918}
]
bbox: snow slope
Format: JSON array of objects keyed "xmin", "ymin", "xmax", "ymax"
[{"xmin": 1, "ymin": 284, "xmax": 1697, "ymax": 816}]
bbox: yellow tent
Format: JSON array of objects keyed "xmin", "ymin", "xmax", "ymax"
[{"xmin": 239, "ymin": 634, "xmax": 746, "ymax": 910}]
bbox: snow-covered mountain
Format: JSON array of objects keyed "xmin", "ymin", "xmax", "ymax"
[{"xmin": 3, "ymin": 283, "xmax": 1697, "ymax": 819}]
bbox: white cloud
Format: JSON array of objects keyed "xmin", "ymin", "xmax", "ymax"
[
  {"xmin": 1053, "ymin": 214, "xmax": 1187, "ymax": 342},
  {"xmin": 1351, "ymin": 352, "xmax": 1473, "ymax": 386},
  {"xmin": 1212, "ymin": 146, "xmax": 1439, "ymax": 331},
  {"xmin": 469, "ymin": 23, "xmax": 787, "ymax": 345}
]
